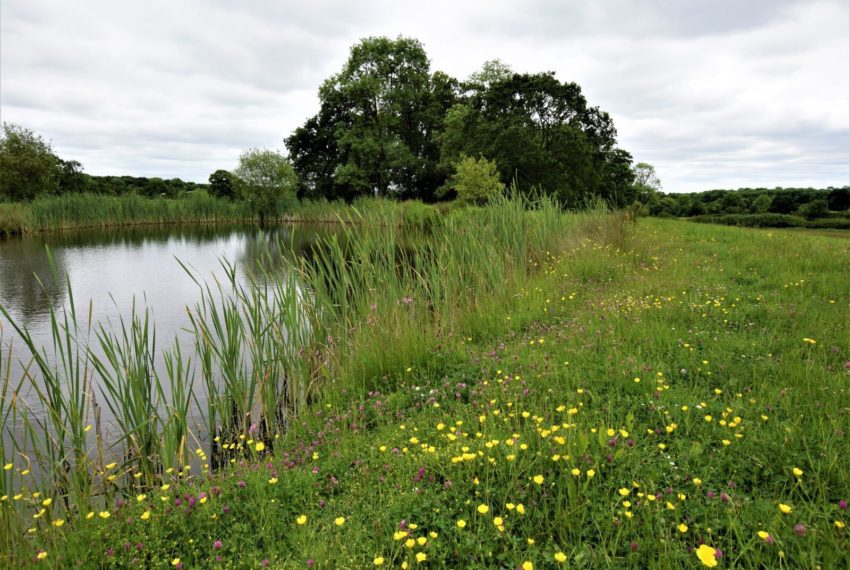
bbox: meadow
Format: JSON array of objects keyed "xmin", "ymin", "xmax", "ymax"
[{"xmin": 1, "ymin": 203, "xmax": 848, "ymax": 568}]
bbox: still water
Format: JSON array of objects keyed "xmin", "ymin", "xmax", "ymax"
[{"xmin": 0, "ymin": 223, "xmax": 336, "ymax": 443}]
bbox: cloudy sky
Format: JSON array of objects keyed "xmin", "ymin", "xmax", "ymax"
[{"xmin": 1, "ymin": 0, "xmax": 847, "ymax": 193}]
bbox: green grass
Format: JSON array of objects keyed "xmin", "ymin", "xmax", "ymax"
[{"xmin": 2, "ymin": 215, "xmax": 848, "ymax": 568}]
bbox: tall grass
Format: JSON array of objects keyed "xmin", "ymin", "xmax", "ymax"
[
  {"xmin": 25, "ymin": 192, "xmax": 253, "ymax": 231},
  {"xmin": 0, "ymin": 193, "xmax": 620, "ymax": 548}
]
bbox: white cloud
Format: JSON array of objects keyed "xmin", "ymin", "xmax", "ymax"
[{"xmin": 1, "ymin": 0, "xmax": 847, "ymax": 192}]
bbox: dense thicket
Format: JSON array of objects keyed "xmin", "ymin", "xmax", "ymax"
[{"xmin": 646, "ymin": 186, "xmax": 849, "ymax": 218}]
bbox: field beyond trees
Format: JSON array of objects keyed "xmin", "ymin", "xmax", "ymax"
[{"xmin": 2, "ymin": 211, "xmax": 847, "ymax": 568}]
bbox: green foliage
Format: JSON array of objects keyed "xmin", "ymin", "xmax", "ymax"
[
  {"xmin": 286, "ymin": 36, "xmax": 452, "ymax": 202},
  {"xmin": 632, "ymin": 161, "xmax": 661, "ymax": 203},
  {"xmin": 287, "ymin": 37, "xmax": 633, "ymax": 206},
  {"xmin": 208, "ymin": 169, "xmax": 236, "ymax": 199},
  {"xmin": 0, "ymin": 123, "xmax": 60, "ymax": 201},
  {"xmin": 693, "ymin": 212, "xmax": 850, "ymax": 229},
  {"xmin": 233, "ymin": 148, "xmax": 298, "ymax": 225},
  {"xmin": 798, "ymin": 198, "xmax": 829, "ymax": 219},
  {"xmin": 443, "ymin": 155, "xmax": 504, "ymax": 205},
  {"xmin": 750, "ymin": 193, "xmax": 772, "ymax": 213}
]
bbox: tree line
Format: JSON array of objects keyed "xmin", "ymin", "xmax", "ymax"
[
  {"xmin": 645, "ymin": 186, "xmax": 850, "ymax": 218},
  {"xmin": 0, "ymin": 123, "xmax": 208, "ymax": 201}
]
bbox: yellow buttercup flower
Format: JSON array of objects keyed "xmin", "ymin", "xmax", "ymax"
[
  {"xmin": 779, "ymin": 503, "xmax": 792, "ymax": 514},
  {"xmin": 678, "ymin": 523, "xmax": 688, "ymax": 533},
  {"xmin": 141, "ymin": 511, "xmax": 151, "ymax": 521},
  {"xmin": 554, "ymin": 551, "xmax": 567, "ymax": 563},
  {"xmin": 255, "ymin": 442, "xmax": 265, "ymax": 453},
  {"xmin": 533, "ymin": 474, "xmax": 544, "ymax": 485},
  {"xmin": 456, "ymin": 519, "xmax": 466, "ymax": 528},
  {"xmin": 296, "ymin": 515, "xmax": 307, "ymax": 525},
  {"xmin": 335, "ymin": 516, "xmax": 345, "ymax": 526},
  {"xmin": 373, "ymin": 557, "xmax": 385, "ymax": 566},
  {"xmin": 695, "ymin": 544, "xmax": 717, "ymax": 567},
  {"xmin": 477, "ymin": 504, "xmax": 489, "ymax": 514}
]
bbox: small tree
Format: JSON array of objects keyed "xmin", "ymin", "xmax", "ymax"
[
  {"xmin": 443, "ymin": 155, "xmax": 504, "ymax": 205},
  {"xmin": 233, "ymin": 149, "xmax": 297, "ymax": 226},
  {"xmin": 631, "ymin": 162, "xmax": 661, "ymax": 204},
  {"xmin": 798, "ymin": 199, "xmax": 829, "ymax": 219},
  {"xmin": 0, "ymin": 123, "xmax": 60, "ymax": 201}
]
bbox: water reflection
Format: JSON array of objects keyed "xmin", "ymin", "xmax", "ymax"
[{"xmin": 0, "ymin": 239, "xmax": 68, "ymax": 327}]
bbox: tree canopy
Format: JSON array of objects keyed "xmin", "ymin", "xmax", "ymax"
[
  {"xmin": 233, "ymin": 149, "xmax": 297, "ymax": 225},
  {"xmin": 287, "ymin": 37, "xmax": 637, "ymax": 207},
  {"xmin": 0, "ymin": 123, "xmax": 60, "ymax": 201}
]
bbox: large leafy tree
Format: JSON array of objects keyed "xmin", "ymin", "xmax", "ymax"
[
  {"xmin": 440, "ymin": 70, "xmax": 629, "ymax": 205},
  {"xmin": 286, "ymin": 36, "xmax": 458, "ymax": 202},
  {"xmin": 233, "ymin": 149, "xmax": 297, "ymax": 226},
  {"xmin": 0, "ymin": 123, "xmax": 61, "ymax": 201}
]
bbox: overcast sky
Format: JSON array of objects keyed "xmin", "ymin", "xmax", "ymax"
[{"xmin": 1, "ymin": 0, "xmax": 848, "ymax": 193}]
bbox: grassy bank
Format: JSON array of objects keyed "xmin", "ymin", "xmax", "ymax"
[
  {"xmin": 2, "ymin": 214, "xmax": 848, "ymax": 568},
  {"xmin": 1, "ymin": 195, "xmax": 617, "ymax": 558}
]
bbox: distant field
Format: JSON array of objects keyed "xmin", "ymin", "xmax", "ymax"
[{"xmin": 2, "ymin": 216, "xmax": 848, "ymax": 568}]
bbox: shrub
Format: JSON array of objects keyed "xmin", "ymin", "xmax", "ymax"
[{"xmin": 442, "ymin": 155, "xmax": 504, "ymax": 205}]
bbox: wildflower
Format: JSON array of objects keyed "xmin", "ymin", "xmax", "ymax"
[
  {"xmin": 493, "ymin": 516, "xmax": 504, "ymax": 526},
  {"xmin": 172, "ymin": 559, "xmax": 180, "ymax": 567},
  {"xmin": 214, "ymin": 540, "xmax": 223, "ymax": 550},
  {"xmin": 678, "ymin": 524, "xmax": 688, "ymax": 533},
  {"xmin": 374, "ymin": 557, "xmax": 385, "ymax": 566},
  {"xmin": 587, "ymin": 469, "xmax": 596, "ymax": 479},
  {"xmin": 36, "ymin": 551, "xmax": 48, "ymax": 560},
  {"xmin": 160, "ymin": 484, "xmax": 170, "ymax": 492},
  {"xmin": 415, "ymin": 552, "xmax": 427, "ymax": 563},
  {"xmin": 255, "ymin": 442, "xmax": 265, "ymax": 453},
  {"xmin": 522, "ymin": 562, "xmax": 533, "ymax": 570},
  {"xmin": 141, "ymin": 511, "xmax": 150, "ymax": 521},
  {"xmin": 98, "ymin": 511, "xmax": 110, "ymax": 519},
  {"xmin": 554, "ymin": 551, "xmax": 567, "ymax": 563},
  {"xmin": 618, "ymin": 488, "xmax": 630, "ymax": 497},
  {"xmin": 3, "ymin": 463, "xmax": 12, "ymax": 470},
  {"xmin": 695, "ymin": 544, "xmax": 718, "ymax": 567},
  {"xmin": 268, "ymin": 477, "xmax": 278, "ymax": 485},
  {"xmin": 335, "ymin": 516, "xmax": 345, "ymax": 526},
  {"xmin": 456, "ymin": 519, "xmax": 466, "ymax": 528},
  {"xmin": 394, "ymin": 530, "xmax": 408, "ymax": 540},
  {"xmin": 516, "ymin": 504, "xmax": 526, "ymax": 515},
  {"xmin": 792, "ymin": 467, "xmax": 803, "ymax": 478},
  {"xmin": 779, "ymin": 503, "xmax": 792, "ymax": 514},
  {"xmin": 296, "ymin": 515, "xmax": 307, "ymax": 525},
  {"xmin": 836, "ymin": 520, "xmax": 846, "ymax": 529},
  {"xmin": 533, "ymin": 475, "xmax": 544, "ymax": 485},
  {"xmin": 794, "ymin": 523, "xmax": 807, "ymax": 536},
  {"xmin": 839, "ymin": 499, "xmax": 848, "ymax": 510},
  {"xmin": 42, "ymin": 498, "xmax": 52, "ymax": 507},
  {"xmin": 571, "ymin": 468, "xmax": 581, "ymax": 477},
  {"xmin": 136, "ymin": 494, "xmax": 146, "ymax": 502},
  {"xmin": 477, "ymin": 504, "xmax": 489, "ymax": 514},
  {"xmin": 757, "ymin": 530, "xmax": 774, "ymax": 544},
  {"xmin": 692, "ymin": 478, "xmax": 702, "ymax": 486}
]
